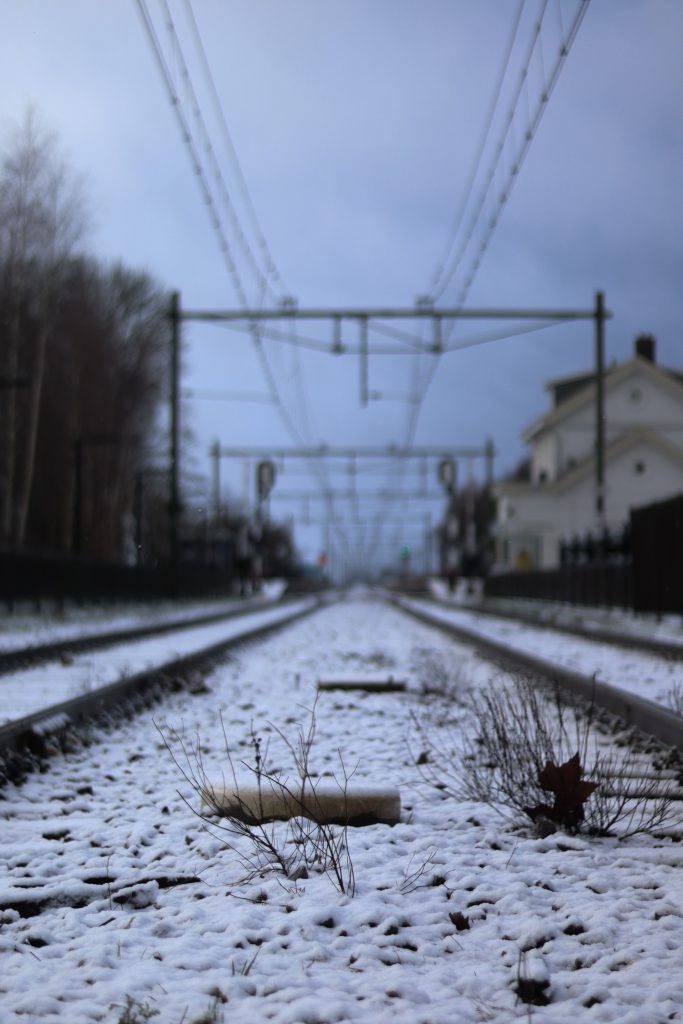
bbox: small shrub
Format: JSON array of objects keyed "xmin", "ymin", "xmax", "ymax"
[
  {"xmin": 231, "ymin": 949, "xmax": 260, "ymax": 976},
  {"xmin": 412, "ymin": 647, "xmax": 465, "ymax": 701},
  {"xmin": 157, "ymin": 700, "xmax": 356, "ymax": 894},
  {"xmin": 189, "ymin": 992, "xmax": 226, "ymax": 1023},
  {"xmin": 667, "ymin": 681, "xmax": 683, "ymax": 715},
  {"xmin": 512, "ymin": 951, "xmax": 551, "ymax": 1006},
  {"xmin": 114, "ymin": 996, "xmax": 159, "ymax": 1024},
  {"xmin": 413, "ymin": 673, "xmax": 681, "ymax": 838}
]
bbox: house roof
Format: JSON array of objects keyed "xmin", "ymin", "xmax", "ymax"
[
  {"xmin": 497, "ymin": 426, "xmax": 683, "ymax": 498},
  {"xmin": 522, "ymin": 355, "xmax": 683, "ymax": 443}
]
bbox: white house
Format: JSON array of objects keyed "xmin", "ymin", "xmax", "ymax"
[{"xmin": 493, "ymin": 336, "xmax": 683, "ymax": 570}]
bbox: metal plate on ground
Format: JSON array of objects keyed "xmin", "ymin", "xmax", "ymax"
[
  {"xmin": 202, "ymin": 781, "xmax": 402, "ymax": 825},
  {"xmin": 317, "ymin": 674, "xmax": 407, "ymax": 693}
]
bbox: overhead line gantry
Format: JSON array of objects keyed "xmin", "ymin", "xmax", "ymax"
[{"xmin": 168, "ymin": 292, "xmax": 611, "ymax": 586}]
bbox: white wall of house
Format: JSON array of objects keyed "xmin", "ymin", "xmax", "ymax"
[
  {"xmin": 604, "ymin": 440, "xmax": 683, "ymax": 515},
  {"xmin": 607, "ymin": 368, "xmax": 683, "ymax": 449},
  {"xmin": 497, "ymin": 444, "xmax": 683, "ymax": 570},
  {"xmin": 496, "ymin": 488, "xmax": 567, "ymax": 569},
  {"xmin": 530, "ymin": 431, "xmax": 558, "ymax": 483},
  {"xmin": 494, "ymin": 352, "xmax": 683, "ymax": 571}
]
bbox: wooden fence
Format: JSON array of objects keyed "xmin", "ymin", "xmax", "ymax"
[
  {"xmin": 0, "ymin": 547, "xmax": 235, "ymax": 610},
  {"xmin": 630, "ymin": 493, "xmax": 683, "ymax": 614},
  {"xmin": 485, "ymin": 493, "xmax": 683, "ymax": 616}
]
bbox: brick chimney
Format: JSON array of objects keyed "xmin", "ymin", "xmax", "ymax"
[{"xmin": 635, "ymin": 334, "xmax": 656, "ymax": 363}]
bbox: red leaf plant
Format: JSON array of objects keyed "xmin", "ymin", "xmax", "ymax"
[{"xmin": 524, "ymin": 752, "xmax": 599, "ymax": 832}]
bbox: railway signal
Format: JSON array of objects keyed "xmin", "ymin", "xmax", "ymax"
[{"xmin": 256, "ymin": 460, "xmax": 276, "ymax": 501}]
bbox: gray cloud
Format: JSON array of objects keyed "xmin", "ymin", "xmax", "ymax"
[{"xmin": 2, "ymin": 0, "xmax": 681, "ymax": 563}]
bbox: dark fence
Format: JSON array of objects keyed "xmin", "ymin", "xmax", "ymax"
[
  {"xmin": 485, "ymin": 493, "xmax": 683, "ymax": 616},
  {"xmin": 0, "ymin": 547, "xmax": 236, "ymax": 609},
  {"xmin": 485, "ymin": 562, "xmax": 633, "ymax": 610},
  {"xmin": 631, "ymin": 493, "xmax": 683, "ymax": 615}
]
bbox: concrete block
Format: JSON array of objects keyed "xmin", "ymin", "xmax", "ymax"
[
  {"xmin": 317, "ymin": 674, "xmax": 407, "ymax": 693},
  {"xmin": 202, "ymin": 780, "xmax": 401, "ymax": 826}
]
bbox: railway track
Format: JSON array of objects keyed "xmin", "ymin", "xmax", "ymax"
[
  {"xmin": 2, "ymin": 587, "xmax": 681, "ymax": 776},
  {"xmin": 391, "ymin": 593, "xmax": 683, "ymax": 753},
  {"xmin": 0, "ymin": 595, "xmax": 326, "ymax": 779},
  {"xmin": 457, "ymin": 595, "xmax": 683, "ymax": 661},
  {"xmin": 0, "ymin": 593, "xmax": 297, "ymax": 676},
  {"xmin": 1, "ymin": 593, "xmax": 681, "ymax": 1024}
]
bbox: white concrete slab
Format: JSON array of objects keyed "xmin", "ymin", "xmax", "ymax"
[{"xmin": 202, "ymin": 780, "xmax": 401, "ymax": 825}]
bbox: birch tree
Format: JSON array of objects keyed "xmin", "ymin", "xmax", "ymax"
[{"xmin": 0, "ymin": 109, "xmax": 86, "ymax": 546}]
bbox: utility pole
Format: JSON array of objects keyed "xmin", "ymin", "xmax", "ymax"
[
  {"xmin": 72, "ymin": 438, "xmax": 83, "ymax": 554},
  {"xmin": 211, "ymin": 439, "xmax": 221, "ymax": 519},
  {"xmin": 134, "ymin": 470, "xmax": 144, "ymax": 566},
  {"xmin": 359, "ymin": 316, "xmax": 369, "ymax": 406},
  {"xmin": 169, "ymin": 291, "xmax": 181, "ymax": 597},
  {"xmin": 594, "ymin": 290, "xmax": 606, "ymax": 526}
]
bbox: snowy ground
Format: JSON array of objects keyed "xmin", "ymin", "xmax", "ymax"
[
  {"xmin": 1, "ymin": 595, "xmax": 682, "ymax": 1023},
  {"xmin": 419, "ymin": 586, "xmax": 683, "ymax": 713},
  {"xmin": 0, "ymin": 595, "xmax": 316, "ymax": 725},
  {"xmin": 0, "ymin": 582, "xmax": 288, "ymax": 653},
  {"xmin": 2, "ymin": 579, "xmax": 681, "ymax": 724},
  {"xmin": 429, "ymin": 578, "xmax": 683, "ymax": 645}
]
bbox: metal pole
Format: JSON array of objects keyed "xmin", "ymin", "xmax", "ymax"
[
  {"xmin": 485, "ymin": 437, "xmax": 495, "ymax": 490},
  {"xmin": 359, "ymin": 316, "xmax": 369, "ymax": 406},
  {"xmin": 72, "ymin": 438, "xmax": 83, "ymax": 554},
  {"xmin": 595, "ymin": 291, "xmax": 606, "ymax": 526},
  {"xmin": 424, "ymin": 512, "xmax": 430, "ymax": 573},
  {"xmin": 325, "ymin": 518, "xmax": 331, "ymax": 581},
  {"xmin": 169, "ymin": 291, "xmax": 181, "ymax": 596},
  {"xmin": 484, "ymin": 436, "xmax": 495, "ymax": 575},
  {"xmin": 211, "ymin": 439, "xmax": 221, "ymax": 519},
  {"xmin": 134, "ymin": 470, "xmax": 143, "ymax": 566},
  {"xmin": 180, "ymin": 304, "xmax": 607, "ymax": 323}
]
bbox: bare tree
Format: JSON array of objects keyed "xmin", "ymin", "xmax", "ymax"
[
  {"xmin": 0, "ymin": 112, "xmax": 170, "ymax": 561},
  {"xmin": 23, "ymin": 258, "xmax": 169, "ymax": 559},
  {"xmin": 0, "ymin": 109, "xmax": 87, "ymax": 546}
]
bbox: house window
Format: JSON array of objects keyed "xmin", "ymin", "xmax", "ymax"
[
  {"xmin": 630, "ymin": 387, "xmax": 642, "ymax": 402},
  {"xmin": 635, "ymin": 460, "xmax": 646, "ymax": 475}
]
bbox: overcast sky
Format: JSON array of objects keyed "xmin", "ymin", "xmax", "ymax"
[{"xmin": 2, "ymin": 1, "xmax": 682, "ymax": 570}]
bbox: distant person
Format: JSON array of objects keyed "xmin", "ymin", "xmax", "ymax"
[{"xmin": 515, "ymin": 548, "xmax": 533, "ymax": 571}]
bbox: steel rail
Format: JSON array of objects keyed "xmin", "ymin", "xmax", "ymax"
[
  {"xmin": 0, "ymin": 595, "xmax": 298, "ymax": 676},
  {"xmin": 389, "ymin": 595, "xmax": 683, "ymax": 753},
  {"xmin": 463, "ymin": 598, "xmax": 683, "ymax": 661},
  {"xmin": 0, "ymin": 597, "xmax": 325, "ymax": 769}
]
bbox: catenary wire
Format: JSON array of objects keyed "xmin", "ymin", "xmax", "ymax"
[
  {"xmin": 137, "ymin": 1, "xmax": 347, "ymax": 557},
  {"xmin": 365, "ymin": 1, "xmax": 590, "ymax": 569},
  {"xmin": 181, "ymin": 0, "xmax": 284, "ymax": 293},
  {"xmin": 430, "ymin": 0, "xmax": 526, "ymax": 299},
  {"xmin": 176, "ymin": 2, "xmax": 345, "ymax": 553}
]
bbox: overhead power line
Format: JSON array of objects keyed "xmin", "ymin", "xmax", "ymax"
[
  {"xmin": 430, "ymin": 0, "xmax": 526, "ymax": 298},
  {"xmin": 159, "ymin": 0, "xmax": 273, "ymax": 301},
  {"xmin": 365, "ymin": 0, "xmax": 590, "ymax": 568},
  {"xmin": 402, "ymin": 1, "xmax": 591, "ymax": 442},
  {"xmin": 435, "ymin": 0, "xmax": 591, "ymax": 306},
  {"xmin": 135, "ymin": 0, "xmax": 248, "ymax": 305},
  {"xmin": 137, "ymin": 1, "xmax": 344, "ymax": 548},
  {"xmin": 165, "ymin": 1, "xmax": 340, "ymax": 542},
  {"xmin": 181, "ymin": 0, "xmax": 284, "ymax": 294}
]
